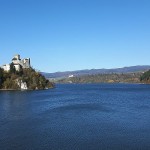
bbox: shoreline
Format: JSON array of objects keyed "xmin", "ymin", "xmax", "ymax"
[
  {"xmin": 56, "ymin": 82, "xmax": 148, "ymax": 85},
  {"xmin": 0, "ymin": 83, "xmax": 148, "ymax": 91},
  {"xmin": 0, "ymin": 87, "xmax": 54, "ymax": 91}
]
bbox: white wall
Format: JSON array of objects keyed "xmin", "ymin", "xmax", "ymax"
[{"xmin": 2, "ymin": 64, "xmax": 10, "ymax": 72}]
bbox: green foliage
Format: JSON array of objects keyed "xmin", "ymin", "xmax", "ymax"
[
  {"xmin": 3, "ymin": 78, "xmax": 19, "ymax": 89},
  {"xmin": 0, "ymin": 67, "xmax": 54, "ymax": 90},
  {"xmin": 0, "ymin": 68, "xmax": 3, "ymax": 78},
  {"xmin": 21, "ymin": 68, "xmax": 54, "ymax": 90},
  {"xmin": 140, "ymin": 70, "xmax": 150, "ymax": 83},
  {"xmin": 0, "ymin": 68, "xmax": 4, "ymax": 88},
  {"xmin": 10, "ymin": 63, "xmax": 16, "ymax": 74}
]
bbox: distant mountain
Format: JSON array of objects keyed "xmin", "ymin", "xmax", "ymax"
[{"xmin": 41, "ymin": 65, "xmax": 150, "ymax": 79}]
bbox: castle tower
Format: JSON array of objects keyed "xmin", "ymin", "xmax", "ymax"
[
  {"xmin": 22, "ymin": 58, "xmax": 30, "ymax": 68},
  {"xmin": 12, "ymin": 54, "xmax": 21, "ymax": 64},
  {"xmin": 14, "ymin": 54, "xmax": 20, "ymax": 60}
]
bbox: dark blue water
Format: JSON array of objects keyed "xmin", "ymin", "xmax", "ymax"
[{"xmin": 0, "ymin": 84, "xmax": 150, "ymax": 150}]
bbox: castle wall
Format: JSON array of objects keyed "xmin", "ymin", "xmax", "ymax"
[
  {"xmin": 2, "ymin": 64, "xmax": 10, "ymax": 72},
  {"xmin": 1, "ymin": 55, "xmax": 31, "ymax": 72},
  {"xmin": 12, "ymin": 60, "xmax": 21, "ymax": 65},
  {"xmin": 14, "ymin": 64, "xmax": 21, "ymax": 71}
]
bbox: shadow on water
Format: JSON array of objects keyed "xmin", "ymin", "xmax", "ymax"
[{"xmin": 51, "ymin": 103, "xmax": 114, "ymax": 113}]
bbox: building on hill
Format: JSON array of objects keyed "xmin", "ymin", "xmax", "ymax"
[
  {"xmin": 2, "ymin": 64, "xmax": 11, "ymax": 72},
  {"xmin": 1, "ymin": 54, "xmax": 31, "ymax": 72},
  {"xmin": 12, "ymin": 54, "xmax": 30, "ymax": 71}
]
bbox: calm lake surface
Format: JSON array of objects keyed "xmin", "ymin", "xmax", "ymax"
[{"xmin": 0, "ymin": 83, "xmax": 150, "ymax": 150}]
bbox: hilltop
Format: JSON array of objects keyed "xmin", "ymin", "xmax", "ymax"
[{"xmin": 0, "ymin": 67, "xmax": 54, "ymax": 90}]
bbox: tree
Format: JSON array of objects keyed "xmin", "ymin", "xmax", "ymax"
[
  {"xmin": 0, "ymin": 68, "xmax": 4, "ymax": 87},
  {"xmin": 9, "ymin": 63, "xmax": 16, "ymax": 74},
  {"xmin": 140, "ymin": 70, "xmax": 150, "ymax": 82}
]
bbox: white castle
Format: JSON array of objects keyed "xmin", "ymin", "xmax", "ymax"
[{"xmin": 2, "ymin": 54, "xmax": 31, "ymax": 72}]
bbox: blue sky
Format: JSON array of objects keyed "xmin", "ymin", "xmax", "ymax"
[{"xmin": 0, "ymin": 0, "xmax": 150, "ymax": 72}]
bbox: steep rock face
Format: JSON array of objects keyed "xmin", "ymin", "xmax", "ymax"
[
  {"xmin": 17, "ymin": 79, "xmax": 28, "ymax": 90},
  {"xmin": 21, "ymin": 81, "xmax": 28, "ymax": 90}
]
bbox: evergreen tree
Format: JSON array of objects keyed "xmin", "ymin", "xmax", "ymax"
[{"xmin": 9, "ymin": 63, "xmax": 16, "ymax": 74}]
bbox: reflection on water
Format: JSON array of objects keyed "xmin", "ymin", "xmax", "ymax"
[{"xmin": 0, "ymin": 84, "xmax": 150, "ymax": 150}]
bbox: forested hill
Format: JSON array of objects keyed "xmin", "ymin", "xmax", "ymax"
[
  {"xmin": 57, "ymin": 70, "xmax": 150, "ymax": 84},
  {"xmin": 57, "ymin": 73, "xmax": 142, "ymax": 84},
  {"xmin": 0, "ymin": 67, "xmax": 54, "ymax": 90}
]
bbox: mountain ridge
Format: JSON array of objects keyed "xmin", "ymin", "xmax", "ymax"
[{"xmin": 41, "ymin": 65, "xmax": 150, "ymax": 79}]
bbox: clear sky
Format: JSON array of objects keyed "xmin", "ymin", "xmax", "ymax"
[{"xmin": 0, "ymin": 0, "xmax": 150, "ymax": 73}]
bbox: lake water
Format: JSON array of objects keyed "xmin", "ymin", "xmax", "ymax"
[{"xmin": 0, "ymin": 83, "xmax": 150, "ymax": 150}]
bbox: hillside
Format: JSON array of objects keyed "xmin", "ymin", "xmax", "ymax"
[
  {"xmin": 57, "ymin": 73, "xmax": 142, "ymax": 84},
  {"xmin": 140, "ymin": 70, "xmax": 150, "ymax": 83},
  {"xmin": 42, "ymin": 65, "xmax": 150, "ymax": 79},
  {"xmin": 0, "ymin": 67, "xmax": 54, "ymax": 90}
]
